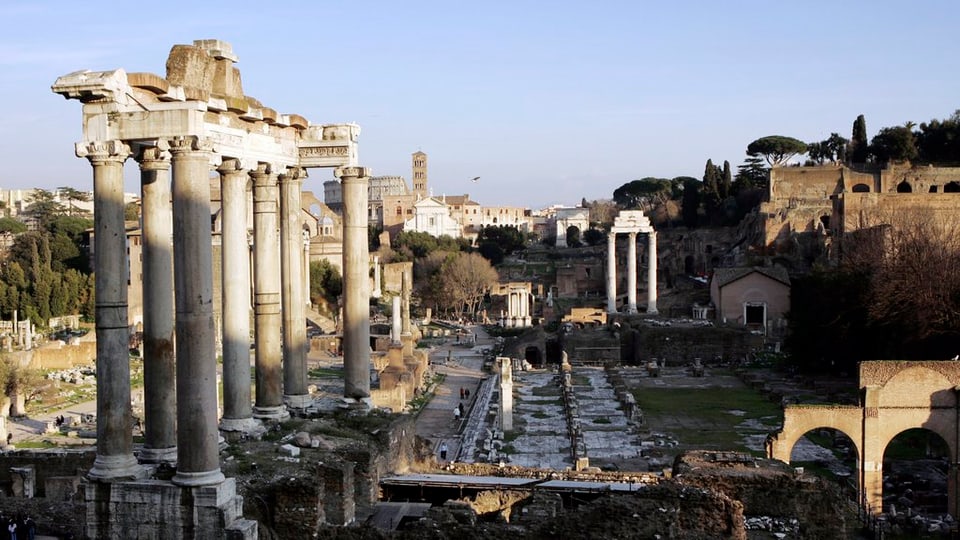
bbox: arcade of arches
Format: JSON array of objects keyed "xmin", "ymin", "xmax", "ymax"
[{"xmin": 768, "ymin": 361, "xmax": 960, "ymax": 516}]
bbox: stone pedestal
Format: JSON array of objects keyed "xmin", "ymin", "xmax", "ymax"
[
  {"xmin": 84, "ymin": 478, "xmax": 257, "ymax": 539},
  {"xmin": 499, "ymin": 357, "xmax": 513, "ymax": 432}
]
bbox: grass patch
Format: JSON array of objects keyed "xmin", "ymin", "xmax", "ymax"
[
  {"xmin": 592, "ymin": 417, "xmax": 611, "ymax": 424},
  {"xmin": 570, "ymin": 375, "xmax": 591, "ymax": 386},
  {"xmin": 633, "ymin": 386, "xmax": 782, "ymax": 453},
  {"xmin": 308, "ymin": 367, "xmax": 344, "ymax": 378},
  {"xmin": 532, "ymin": 411, "xmax": 550, "ymax": 419}
]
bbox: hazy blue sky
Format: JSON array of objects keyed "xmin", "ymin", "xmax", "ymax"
[{"xmin": 2, "ymin": 1, "xmax": 958, "ymax": 209}]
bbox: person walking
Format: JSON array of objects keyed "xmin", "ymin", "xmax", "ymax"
[
  {"xmin": 453, "ymin": 406, "xmax": 461, "ymax": 422},
  {"xmin": 439, "ymin": 442, "xmax": 448, "ymax": 461}
]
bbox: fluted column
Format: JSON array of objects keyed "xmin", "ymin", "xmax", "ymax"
[
  {"xmin": 339, "ymin": 166, "xmax": 371, "ymax": 399},
  {"xmin": 647, "ymin": 231, "xmax": 658, "ymax": 314},
  {"xmin": 627, "ymin": 231, "xmax": 638, "ymax": 314},
  {"xmin": 280, "ymin": 168, "xmax": 309, "ymax": 408},
  {"xmin": 137, "ymin": 145, "xmax": 177, "ymax": 464},
  {"xmin": 80, "ymin": 140, "xmax": 143, "ymax": 481},
  {"xmin": 169, "ymin": 136, "xmax": 224, "ymax": 487},
  {"xmin": 218, "ymin": 158, "xmax": 256, "ymax": 432},
  {"xmin": 251, "ymin": 164, "xmax": 286, "ymax": 419},
  {"xmin": 606, "ymin": 232, "xmax": 617, "ymax": 314}
]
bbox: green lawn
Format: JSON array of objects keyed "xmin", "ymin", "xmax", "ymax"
[{"xmin": 632, "ymin": 386, "xmax": 782, "ymax": 453}]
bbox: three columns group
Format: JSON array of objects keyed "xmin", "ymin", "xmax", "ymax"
[{"xmin": 606, "ymin": 230, "xmax": 658, "ymax": 315}]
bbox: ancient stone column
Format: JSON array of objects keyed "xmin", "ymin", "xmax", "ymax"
[
  {"xmin": 401, "ymin": 267, "xmax": 413, "ymax": 357},
  {"xmin": 627, "ymin": 232, "xmax": 638, "ymax": 314},
  {"xmin": 280, "ymin": 168, "xmax": 309, "ymax": 408},
  {"xmin": 606, "ymin": 232, "xmax": 617, "ymax": 314},
  {"xmin": 391, "ymin": 295, "xmax": 402, "ymax": 344},
  {"xmin": 169, "ymin": 137, "xmax": 224, "ymax": 487},
  {"xmin": 303, "ymin": 234, "xmax": 311, "ymax": 307},
  {"xmin": 339, "ymin": 166, "xmax": 371, "ymax": 399},
  {"xmin": 251, "ymin": 164, "xmax": 286, "ymax": 418},
  {"xmin": 372, "ymin": 255, "xmax": 381, "ymax": 298},
  {"xmin": 499, "ymin": 357, "xmax": 513, "ymax": 432},
  {"xmin": 137, "ymin": 145, "xmax": 177, "ymax": 464},
  {"xmin": 80, "ymin": 140, "xmax": 142, "ymax": 481},
  {"xmin": 647, "ymin": 231, "xmax": 658, "ymax": 314},
  {"xmin": 218, "ymin": 158, "xmax": 256, "ymax": 432}
]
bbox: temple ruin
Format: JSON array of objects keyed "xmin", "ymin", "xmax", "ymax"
[
  {"xmin": 606, "ymin": 210, "xmax": 657, "ymax": 315},
  {"xmin": 51, "ymin": 39, "xmax": 373, "ymax": 539}
]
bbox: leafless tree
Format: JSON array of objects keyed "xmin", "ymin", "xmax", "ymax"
[{"xmin": 841, "ymin": 207, "xmax": 960, "ymax": 341}]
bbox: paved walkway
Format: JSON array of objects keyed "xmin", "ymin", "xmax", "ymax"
[{"xmin": 414, "ymin": 324, "xmax": 493, "ymax": 464}]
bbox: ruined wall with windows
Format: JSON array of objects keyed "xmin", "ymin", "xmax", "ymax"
[{"xmin": 759, "ymin": 164, "xmax": 960, "ymax": 257}]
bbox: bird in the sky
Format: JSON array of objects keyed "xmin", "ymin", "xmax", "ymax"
[{"xmin": 471, "ymin": 176, "xmax": 480, "ymax": 183}]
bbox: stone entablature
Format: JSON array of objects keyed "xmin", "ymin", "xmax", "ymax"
[
  {"xmin": 768, "ymin": 360, "xmax": 960, "ymax": 518},
  {"xmin": 52, "ymin": 40, "xmax": 358, "ymax": 173}
]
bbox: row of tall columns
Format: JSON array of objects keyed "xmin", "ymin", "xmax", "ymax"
[
  {"xmin": 340, "ymin": 167, "xmax": 372, "ymax": 400},
  {"xmin": 606, "ymin": 230, "xmax": 658, "ymax": 315},
  {"xmin": 85, "ymin": 136, "xmax": 365, "ymax": 485}
]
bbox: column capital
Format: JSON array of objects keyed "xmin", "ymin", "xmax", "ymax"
[
  {"xmin": 335, "ymin": 166, "xmax": 370, "ymax": 180},
  {"xmin": 279, "ymin": 166, "xmax": 307, "ymax": 183},
  {"xmin": 75, "ymin": 140, "xmax": 131, "ymax": 163},
  {"xmin": 136, "ymin": 145, "xmax": 171, "ymax": 171},
  {"xmin": 167, "ymin": 135, "xmax": 214, "ymax": 155}
]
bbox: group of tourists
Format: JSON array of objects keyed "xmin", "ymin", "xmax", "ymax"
[{"xmin": 0, "ymin": 513, "xmax": 36, "ymax": 540}]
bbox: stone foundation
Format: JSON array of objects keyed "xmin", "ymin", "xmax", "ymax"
[{"xmin": 84, "ymin": 477, "xmax": 257, "ymax": 539}]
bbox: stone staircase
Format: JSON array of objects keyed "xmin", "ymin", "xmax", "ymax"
[{"xmin": 306, "ymin": 305, "xmax": 337, "ymax": 334}]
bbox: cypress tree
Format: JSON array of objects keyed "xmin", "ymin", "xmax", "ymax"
[{"xmin": 850, "ymin": 114, "xmax": 869, "ymax": 164}]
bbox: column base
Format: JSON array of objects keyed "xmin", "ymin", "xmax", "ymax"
[
  {"xmin": 627, "ymin": 306, "xmax": 638, "ymax": 314},
  {"xmin": 252, "ymin": 405, "xmax": 290, "ymax": 421},
  {"xmin": 341, "ymin": 396, "xmax": 374, "ymax": 411},
  {"xmin": 646, "ymin": 306, "xmax": 658, "ymax": 315},
  {"xmin": 88, "ymin": 454, "xmax": 147, "ymax": 482},
  {"xmin": 138, "ymin": 446, "xmax": 177, "ymax": 465},
  {"xmin": 171, "ymin": 468, "xmax": 226, "ymax": 488},
  {"xmin": 219, "ymin": 416, "xmax": 262, "ymax": 433},
  {"xmin": 284, "ymin": 393, "xmax": 313, "ymax": 410}
]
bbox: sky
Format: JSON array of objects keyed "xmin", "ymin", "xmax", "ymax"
[{"xmin": 2, "ymin": 1, "xmax": 959, "ymax": 210}]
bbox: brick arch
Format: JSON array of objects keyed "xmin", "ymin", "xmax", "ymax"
[{"xmin": 768, "ymin": 361, "xmax": 960, "ymax": 517}]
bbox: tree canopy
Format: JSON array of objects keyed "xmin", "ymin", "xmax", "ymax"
[{"xmin": 746, "ymin": 136, "xmax": 808, "ymax": 167}]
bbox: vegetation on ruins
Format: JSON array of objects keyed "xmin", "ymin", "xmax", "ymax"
[
  {"xmin": 849, "ymin": 114, "xmax": 869, "ymax": 163},
  {"xmin": 416, "ymin": 251, "xmax": 497, "ymax": 319},
  {"xmin": 0, "ymin": 223, "xmax": 94, "ymax": 325},
  {"xmin": 787, "ymin": 208, "xmax": 960, "ymax": 373},
  {"xmin": 476, "ymin": 225, "xmax": 527, "ymax": 265},
  {"xmin": 309, "ymin": 260, "xmax": 342, "ymax": 317}
]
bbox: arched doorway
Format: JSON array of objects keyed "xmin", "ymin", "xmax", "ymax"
[
  {"xmin": 896, "ymin": 181, "xmax": 913, "ymax": 193},
  {"xmin": 944, "ymin": 181, "xmax": 960, "ymax": 193},
  {"xmin": 882, "ymin": 428, "xmax": 949, "ymax": 516},
  {"xmin": 789, "ymin": 427, "xmax": 858, "ymax": 498}
]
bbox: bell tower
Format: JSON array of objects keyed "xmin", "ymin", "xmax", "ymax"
[{"xmin": 412, "ymin": 151, "xmax": 428, "ymax": 199}]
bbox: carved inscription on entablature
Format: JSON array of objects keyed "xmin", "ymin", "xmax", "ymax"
[{"xmin": 300, "ymin": 146, "xmax": 349, "ymax": 158}]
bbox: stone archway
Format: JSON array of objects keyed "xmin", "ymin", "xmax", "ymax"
[
  {"xmin": 767, "ymin": 361, "xmax": 960, "ymax": 517},
  {"xmin": 883, "ymin": 427, "xmax": 950, "ymax": 516}
]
